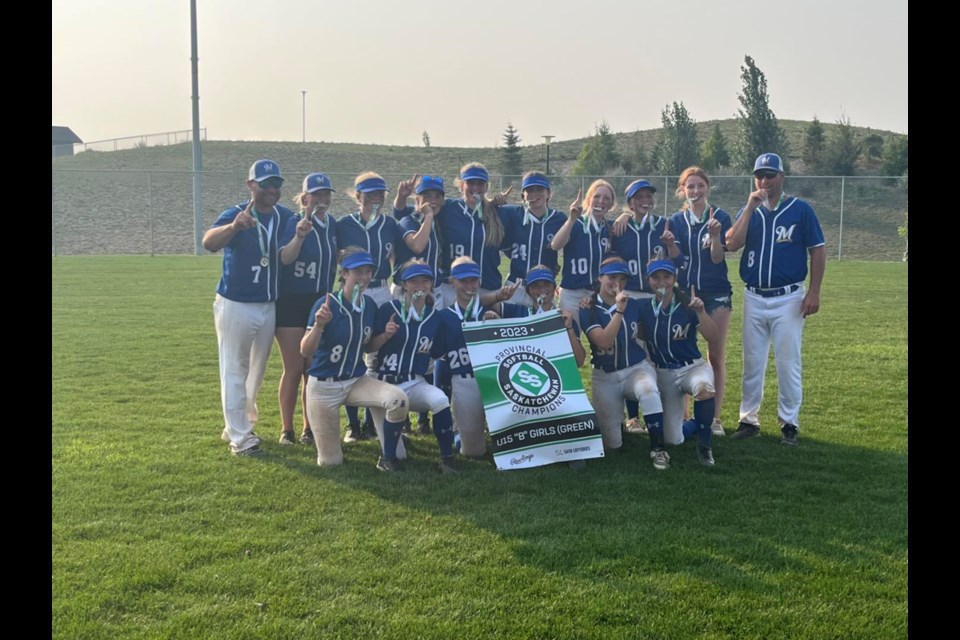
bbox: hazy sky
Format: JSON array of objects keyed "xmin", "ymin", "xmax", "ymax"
[{"xmin": 52, "ymin": 0, "xmax": 907, "ymax": 148}]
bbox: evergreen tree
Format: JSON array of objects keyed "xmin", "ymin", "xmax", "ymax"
[
  {"xmin": 802, "ymin": 117, "xmax": 826, "ymax": 174},
  {"xmin": 596, "ymin": 120, "xmax": 621, "ymax": 169},
  {"xmin": 501, "ymin": 122, "xmax": 523, "ymax": 176},
  {"xmin": 572, "ymin": 121, "xmax": 621, "ymax": 176},
  {"xmin": 734, "ymin": 55, "xmax": 789, "ymax": 171},
  {"xmin": 422, "ymin": 130, "xmax": 431, "ymax": 149},
  {"xmin": 823, "ymin": 113, "xmax": 862, "ymax": 175},
  {"xmin": 881, "ymin": 136, "xmax": 908, "ymax": 177},
  {"xmin": 653, "ymin": 102, "xmax": 700, "ymax": 175},
  {"xmin": 700, "ymin": 123, "xmax": 731, "ymax": 172},
  {"xmin": 864, "ymin": 132, "xmax": 885, "ymax": 159}
]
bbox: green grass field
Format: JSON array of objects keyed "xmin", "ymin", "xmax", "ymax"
[{"xmin": 52, "ymin": 257, "xmax": 907, "ymax": 639}]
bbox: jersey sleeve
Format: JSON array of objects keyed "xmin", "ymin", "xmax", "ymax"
[
  {"xmin": 802, "ymin": 203, "xmax": 826, "ymax": 248},
  {"xmin": 279, "ymin": 214, "xmax": 300, "ymax": 246}
]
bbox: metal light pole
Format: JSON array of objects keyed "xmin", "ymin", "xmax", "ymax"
[
  {"xmin": 542, "ymin": 135, "xmax": 555, "ymax": 175},
  {"xmin": 301, "ymin": 90, "xmax": 307, "ymax": 143},
  {"xmin": 190, "ymin": 0, "xmax": 203, "ymax": 255}
]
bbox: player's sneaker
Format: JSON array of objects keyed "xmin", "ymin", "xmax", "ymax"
[
  {"xmin": 697, "ymin": 446, "xmax": 715, "ymax": 467},
  {"xmin": 780, "ymin": 424, "xmax": 799, "ymax": 446},
  {"xmin": 343, "ymin": 421, "xmax": 363, "ymax": 443},
  {"xmin": 300, "ymin": 429, "xmax": 315, "ymax": 446},
  {"xmin": 624, "ymin": 417, "xmax": 647, "ymax": 434},
  {"xmin": 233, "ymin": 444, "xmax": 265, "ymax": 457},
  {"xmin": 711, "ymin": 418, "xmax": 725, "ymax": 437},
  {"xmin": 360, "ymin": 418, "xmax": 376, "ymax": 440},
  {"xmin": 731, "ymin": 422, "xmax": 761, "ymax": 439},
  {"xmin": 650, "ymin": 449, "xmax": 671, "ymax": 471},
  {"xmin": 376, "ymin": 456, "xmax": 403, "ymax": 472},
  {"xmin": 439, "ymin": 455, "xmax": 458, "ymax": 475},
  {"xmin": 278, "ymin": 431, "xmax": 296, "ymax": 446}
]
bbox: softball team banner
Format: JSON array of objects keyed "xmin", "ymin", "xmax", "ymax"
[{"xmin": 462, "ymin": 311, "xmax": 604, "ymax": 470}]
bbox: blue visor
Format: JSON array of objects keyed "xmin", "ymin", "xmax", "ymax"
[
  {"xmin": 646, "ymin": 259, "xmax": 677, "ymax": 276},
  {"xmin": 625, "ymin": 179, "xmax": 656, "ymax": 200},
  {"xmin": 521, "ymin": 174, "xmax": 551, "ymax": 191},
  {"xmin": 599, "ymin": 261, "xmax": 630, "ymax": 276},
  {"xmin": 356, "ymin": 177, "xmax": 388, "ymax": 193},
  {"xmin": 416, "ymin": 175, "xmax": 445, "ymax": 194},
  {"xmin": 524, "ymin": 267, "xmax": 555, "ymax": 287},
  {"xmin": 341, "ymin": 252, "xmax": 376, "ymax": 270},
  {"xmin": 450, "ymin": 263, "xmax": 482, "ymax": 280},
  {"xmin": 401, "ymin": 263, "xmax": 435, "ymax": 281},
  {"xmin": 460, "ymin": 166, "xmax": 489, "ymax": 182}
]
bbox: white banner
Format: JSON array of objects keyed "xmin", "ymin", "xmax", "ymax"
[{"xmin": 462, "ymin": 311, "xmax": 604, "ymax": 470}]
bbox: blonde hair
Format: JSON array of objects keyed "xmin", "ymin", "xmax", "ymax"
[
  {"xmin": 450, "ymin": 255, "xmax": 478, "ymax": 269},
  {"xmin": 582, "ymin": 179, "xmax": 616, "ymax": 218},
  {"xmin": 455, "ymin": 162, "xmax": 505, "ymax": 248},
  {"xmin": 675, "ymin": 166, "xmax": 711, "ymax": 211}
]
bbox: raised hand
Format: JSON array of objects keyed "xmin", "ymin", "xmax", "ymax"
[
  {"xmin": 615, "ymin": 290, "xmax": 629, "ymax": 313},
  {"xmin": 498, "ymin": 279, "xmax": 522, "ymax": 302},
  {"xmin": 397, "ymin": 174, "xmax": 420, "ymax": 202},
  {"xmin": 569, "ymin": 188, "xmax": 583, "ymax": 220},
  {"xmin": 315, "ymin": 295, "xmax": 333, "ymax": 327},
  {"xmin": 578, "ymin": 295, "xmax": 592, "ymax": 310},
  {"xmin": 295, "ymin": 214, "xmax": 313, "ymax": 238},
  {"xmin": 416, "ymin": 200, "xmax": 436, "ymax": 220},
  {"xmin": 385, "ymin": 313, "xmax": 400, "ymax": 337},
  {"xmin": 688, "ymin": 285, "xmax": 704, "ymax": 313},
  {"xmin": 706, "ymin": 210, "xmax": 722, "ymax": 238},
  {"xmin": 490, "ymin": 185, "xmax": 514, "ymax": 208},
  {"xmin": 233, "ymin": 202, "xmax": 257, "ymax": 230},
  {"xmin": 660, "ymin": 217, "xmax": 676, "ymax": 247}
]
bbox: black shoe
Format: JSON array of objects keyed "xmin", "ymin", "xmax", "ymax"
[
  {"xmin": 361, "ymin": 419, "xmax": 376, "ymax": 440},
  {"xmin": 731, "ymin": 422, "xmax": 761, "ymax": 439},
  {"xmin": 343, "ymin": 421, "xmax": 363, "ymax": 443},
  {"xmin": 780, "ymin": 424, "xmax": 799, "ymax": 446},
  {"xmin": 439, "ymin": 455, "xmax": 458, "ymax": 475},
  {"xmin": 697, "ymin": 446, "xmax": 715, "ymax": 467},
  {"xmin": 417, "ymin": 416, "xmax": 432, "ymax": 436},
  {"xmin": 300, "ymin": 429, "xmax": 315, "ymax": 446},
  {"xmin": 233, "ymin": 444, "xmax": 265, "ymax": 457},
  {"xmin": 278, "ymin": 431, "xmax": 296, "ymax": 446},
  {"xmin": 568, "ymin": 459, "xmax": 587, "ymax": 471},
  {"xmin": 376, "ymin": 456, "xmax": 403, "ymax": 472}
]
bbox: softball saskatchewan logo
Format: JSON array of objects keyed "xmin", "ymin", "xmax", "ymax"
[{"xmin": 497, "ymin": 351, "xmax": 562, "ymax": 408}]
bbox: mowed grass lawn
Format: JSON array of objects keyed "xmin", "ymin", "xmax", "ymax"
[{"xmin": 52, "ymin": 256, "xmax": 907, "ymax": 639}]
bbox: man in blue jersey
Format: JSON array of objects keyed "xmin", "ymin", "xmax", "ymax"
[
  {"xmin": 725, "ymin": 153, "xmax": 825, "ymax": 446},
  {"xmin": 203, "ymin": 159, "xmax": 295, "ymax": 457}
]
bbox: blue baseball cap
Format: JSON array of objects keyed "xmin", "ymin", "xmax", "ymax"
[
  {"xmin": 303, "ymin": 172, "xmax": 334, "ymax": 193},
  {"xmin": 460, "ymin": 166, "xmax": 489, "ymax": 182},
  {"xmin": 599, "ymin": 261, "xmax": 630, "ymax": 276},
  {"xmin": 356, "ymin": 176, "xmax": 388, "ymax": 193},
  {"xmin": 753, "ymin": 153, "xmax": 784, "ymax": 174},
  {"xmin": 450, "ymin": 262, "xmax": 482, "ymax": 280},
  {"xmin": 521, "ymin": 174, "xmax": 551, "ymax": 191},
  {"xmin": 625, "ymin": 179, "xmax": 656, "ymax": 200},
  {"xmin": 401, "ymin": 263, "xmax": 435, "ymax": 281},
  {"xmin": 524, "ymin": 267, "xmax": 556, "ymax": 287},
  {"xmin": 646, "ymin": 259, "xmax": 677, "ymax": 276},
  {"xmin": 249, "ymin": 159, "xmax": 283, "ymax": 183},
  {"xmin": 341, "ymin": 251, "xmax": 376, "ymax": 270},
  {"xmin": 416, "ymin": 175, "xmax": 445, "ymax": 194}
]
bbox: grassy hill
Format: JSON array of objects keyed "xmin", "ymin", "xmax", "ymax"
[{"xmin": 51, "ymin": 119, "xmax": 908, "ymax": 260}]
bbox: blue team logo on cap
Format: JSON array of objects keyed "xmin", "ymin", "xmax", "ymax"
[
  {"xmin": 521, "ymin": 174, "xmax": 551, "ymax": 191},
  {"xmin": 249, "ymin": 159, "xmax": 283, "ymax": 182},
  {"xmin": 416, "ymin": 175, "xmax": 445, "ymax": 194},
  {"xmin": 303, "ymin": 172, "xmax": 334, "ymax": 193},
  {"xmin": 753, "ymin": 153, "xmax": 784, "ymax": 174},
  {"xmin": 460, "ymin": 166, "xmax": 489, "ymax": 182},
  {"xmin": 625, "ymin": 179, "xmax": 656, "ymax": 200}
]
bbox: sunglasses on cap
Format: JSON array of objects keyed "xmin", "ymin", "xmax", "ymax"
[
  {"xmin": 754, "ymin": 171, "xmax": 779, "ymax": 180},
  {"xmin": 258, "ymin": 177, "xmax": 284, "ymax": 189}
]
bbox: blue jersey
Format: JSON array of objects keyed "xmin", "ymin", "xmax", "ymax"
[
  {"xmin": 559, "ymin": 217, "xmax": 611, "ymax": 290},
  {"xmin": 435, "ymin": 199, "xmax": 505, "ymax": 291},
  {"xmin": 498, "ymin": 206, "xmax": 566, "ymax": 282},
  {"xmin": 579, "ymin": 297, "xmax": 648, "ymax": 372},
  {"xmin": 636, "ymin": 298, "xmax": 702, "ymax": 368},
  {"xmin": 336, "ymin": 212, "xmax": 398, "ymax": 286},
  {"xmin": 305, "ymin": 292, "xmax": 377, "ymax": 380},
  {"xmin": 610, "ymin": 215, "xmax": 683, "ymax": 294},
  {"xmin": 373, "ymin": 300, "xmax": 444, "ymax": 377},
  {"xmin": 434, "ymin": 301, "xmax": 488, "ymax": 376},
  {"xmin": 395, "ymin": 212, "xmax": 443, "ymax": 288},
  {"xmin": 211, "ymin": 202, "xmax": 295, "ymax": 302},
  {"xmin": 278, "ymin": 214, "xmax": 338, "ymax": 296},
  {"xmin": 669, "ymin": 207, "xmax": 733, "ymax": 295},
  {"xmin": 735, "ymin": 196, "xmax": 825, "ymax": 288}
]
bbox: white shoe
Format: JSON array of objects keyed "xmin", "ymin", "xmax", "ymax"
[
  {"xmin": 650, "ymin": 449, "xmax": 671, "ymax": 471},
  {"xmin": 624, "ymin": 418, "xmax": 647, "ymax": 434},
  {"xmin": 711, "ymin": 419, "xmax": 725, "ymax": 437}
]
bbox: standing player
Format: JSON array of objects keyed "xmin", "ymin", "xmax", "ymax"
[
  {"xmin": 275, "ymin": 172, "xmax": 338, "ymax": 447},
  {"xmin": 724, "ymin": 153, "xmax": 825, "ymax": 446},
  {"xmin": 550, "ymin": 179, "xmax": 615, "ymax": 325},
  {"xmin": 337, "ymin": 172, "xmax": 398, "ymax": 442},
  {"xmin": 579, "ymin": 257, "xmax": 666, "ymax": 468},
  {"xmin": 637, "ymin": 260, "xmax": 720, "ymax": 467},
  {"xmin": 202, "ymin": 159, "xmax": 294, "ymax": 457},
  {"xmin": 669, "ymin": 167, "xmax": 733, "ymax": 436},
  {"xmin": 497, "ymin": 172, "xmax": 566, "ymax": 306},
  {"xmin": 367, "ymin": 259, "xmax": 458, "ymax": 474},
  {"xmin": 300, "ymin": 248, "xmax": 409, "ymax": 471}
]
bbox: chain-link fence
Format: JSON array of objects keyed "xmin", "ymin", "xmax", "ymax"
[{"xmin": 51, "ymin": 170, "xmax": 907, "ymax": 261}]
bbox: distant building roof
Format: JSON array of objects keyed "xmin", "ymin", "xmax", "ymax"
[{"xmin": 52, "ymin": 126, "xmax": 83, "ymax": 145}]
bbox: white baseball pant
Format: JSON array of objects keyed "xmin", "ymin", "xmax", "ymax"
[
  {"xmin": 451, "ymin": 374, "xmax": 487, "ymax": 457},
  {"xmin": 590, "ymin": 360, "xmax": 662, "ymax": 450},
  {"xmin": 739, "ymin": 286, "xmax": 805, "ymax": 428},
  {"xmin": 559, "ymin": 287, "xmax": 592, "ymax": 328},
  {"xmin": 657, "ymin": 360, "xmax": 715, "ymax": 445},
  {"xmin": 305, "ymin": 375, "xmax": 408, "ymax": 466},
  {"xmin": 214, "ymin": 294, "xmax": 275, "ymax": 454}
]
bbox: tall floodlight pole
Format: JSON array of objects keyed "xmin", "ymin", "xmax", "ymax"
[
  {"xmin": 301, "ymin": 90, "xmax": 307, "ymax": 142},
  {"xmin": 542, "ymin": 135, "xmax": 555, "ymax": 175},
  {"xmin": 191, "ymin": 0, "xmax": 203, "ymax": 255}
]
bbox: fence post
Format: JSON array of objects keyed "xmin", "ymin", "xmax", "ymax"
[
  {"xmin": 838, "ymin": 176, "xmax": 845, "ymax": 261},
  {"xmin": 148, "ymin": 172, "xmax": 155, "ymax": 257}
]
